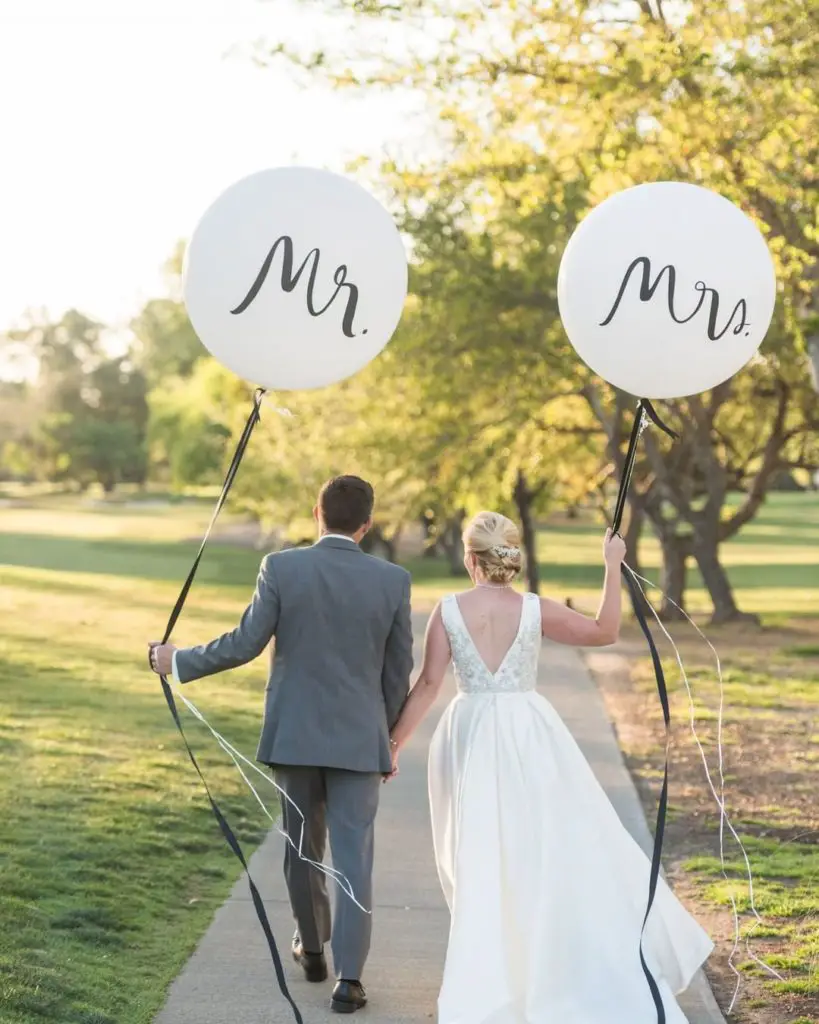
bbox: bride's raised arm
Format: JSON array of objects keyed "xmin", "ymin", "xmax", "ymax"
[
  {"xmin": 539, "ymin": 528, "xmax": 626, "ymax": 648},
  {"xmin": 388, "ymin": 603, "xmax": 451, "ymax": 759}
]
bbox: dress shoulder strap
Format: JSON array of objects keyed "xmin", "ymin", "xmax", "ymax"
[{"xmin": 439, "ymin": 593, "xmax": 460, "ymax": 638}]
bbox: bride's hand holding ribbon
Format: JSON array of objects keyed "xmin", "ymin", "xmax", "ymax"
[{"xmin": 603, "ymin": 528, "xmax": 627, "ymax": 567}]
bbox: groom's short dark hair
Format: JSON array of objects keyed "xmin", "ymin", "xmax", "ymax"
[{"xmin": 319, "ymin": 475, "xmax": 374, "ymax": 534}]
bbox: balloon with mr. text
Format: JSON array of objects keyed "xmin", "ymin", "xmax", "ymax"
[
  {"xmin": 183, "ymin": 167, "xmax": 408, "ymax": 392},
  {"xmin": 557, "ymin": 182, "xmax": 776, "ymax": 399}
]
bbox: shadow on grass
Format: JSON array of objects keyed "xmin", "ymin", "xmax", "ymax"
[
  {"xmin": 722, "ymin": 563, "xmax": 819, "ymax": 589},
  {"xmin": 0, "ymin": 532, "xmax": 262, "ymax": 587},
  {"xmin": 403, "ymin": 555, "xmax": 818, "ymax": 592},
  {"xmin": 0, "ymin": 571, "xmax": 245, "ymax": 635}
]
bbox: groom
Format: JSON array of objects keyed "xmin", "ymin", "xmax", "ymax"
[{"xmin": 148, "ymin": 475, "xmax": 414, "ymax": 1014}]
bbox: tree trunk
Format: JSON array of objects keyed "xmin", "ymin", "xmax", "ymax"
[
  {"xmin": 420, "ymin": 511, "xmax": 438, "ymax": 557},
  {"xmin": 693, "ymin": 535, "xmax": 758, "ymax": 625},
  {"xmin": 658, "ymin": 534, "xmax": 688, "ymax": 621},
  {"xmin": 513, "ymin": 470, "xmax": 540, "ymax": 594},
  {"xmin": 441, "ymin": 511, "xmax": 468, "ymax": 576},
  {"xmin": 360, "ymin": 524, "xmax": 396, "ymax": 562},
  {"xmin": 387, "ymin": 523, "xmax": 402, "ymax": 562}
]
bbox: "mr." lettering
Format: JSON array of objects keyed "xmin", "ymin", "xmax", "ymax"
[{"xmin": 231, "ymin": 236, "xmax": 363, "ymax": 338}]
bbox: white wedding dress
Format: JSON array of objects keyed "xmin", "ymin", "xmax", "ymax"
[{"xmin": 428, "ymin": 592, "xmax": 714, "ymax": 1024}]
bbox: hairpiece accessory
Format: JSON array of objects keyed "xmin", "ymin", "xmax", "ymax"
[{"xmin": 490, "ymin": 544, "xmax": 521, "ymax": 559}]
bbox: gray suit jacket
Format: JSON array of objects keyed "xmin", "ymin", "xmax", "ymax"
[{"xmin": 174, "ymin": 537, "xmax": 414, "ymax": 773}]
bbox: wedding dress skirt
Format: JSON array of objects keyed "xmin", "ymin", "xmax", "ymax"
[{"xmin": 428, "ymin": 593, "xmax": 713, "ymax": 1024}]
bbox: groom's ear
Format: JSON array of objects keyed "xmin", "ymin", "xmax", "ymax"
[{"xmin": 312, "ymin": 505, "xmax": 320, "ymax": 524}]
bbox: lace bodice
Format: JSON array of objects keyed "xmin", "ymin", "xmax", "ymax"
[{"xmin": 441, "ymin": 592, "xmax": 542, "ymax": 695}]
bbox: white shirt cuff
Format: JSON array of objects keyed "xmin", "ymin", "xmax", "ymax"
[{"xmin": 171, "ymin": 650, "xmax": 181, "ymax": 684}]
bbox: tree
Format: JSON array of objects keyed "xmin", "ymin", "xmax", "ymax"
[
  {"xmin": 355, "ymin": 204, "xmax": 601, "ymax": 590},
  {"xmin": 264, "ymin": 0, "xmax": 819, "ymax": 622},
  {"xmin": 129, "ymin": 243, "xmax": 227, "ymax": 488},
  {"xmin": 585, "ymin": 368, "xmax": 819, "ymax": 622},
  {"xmin": 131, "ymin": 243, "xmax": 207, "ymax": 386},
  {"xmin": 0, "ymin": 381, "xmax": 35, "ymax": 481},
  {"xmin": 132, "ymin": 298, "xmax": 206, "ymax": 385},
  {"xmin": 2, "ymin": 311, "xmax": 149, "ymax": 492},
  {"xmin": 148, "ymin": 359, "xmax": 235, "ymax": 488}
]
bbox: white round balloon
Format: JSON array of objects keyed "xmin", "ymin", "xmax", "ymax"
[
  {"xmin": 557, "ymin": 182, "xmax": 776, "ymax": 399},
  {"xmin": 183, "ymin": 167, "xmax": 408, "ymax": 391}
]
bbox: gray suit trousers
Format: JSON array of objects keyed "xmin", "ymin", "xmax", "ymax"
[{"xmin": 275, "ymin": 766, "xmax": 381, "ymax": 982}]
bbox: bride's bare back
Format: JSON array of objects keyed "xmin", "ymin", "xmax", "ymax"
[{"xmin": 453, "ymin": 588, "xmax": 526, "ymax": 675}]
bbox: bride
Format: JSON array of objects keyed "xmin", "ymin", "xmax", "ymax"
[{"xmin": 388, "ymin": 511, "xmax": 713, "ymax": 1023}]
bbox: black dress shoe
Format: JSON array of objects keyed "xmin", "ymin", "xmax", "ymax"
[
  {"xmin": 291, "ymin": 935, "xmax": 327, "ymax": 983},
  {"xmin": 331, "ymin": 979, "xmax": 367, "ymax": 1013}
]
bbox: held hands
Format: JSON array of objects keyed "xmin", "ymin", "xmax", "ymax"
[
  {"xmin": 383, "ymin": 739, "xmax": 400, "ymax": 784},
  {"xmin": 603, "ymin": 528, "xmax": 627, "ymax": 568}
]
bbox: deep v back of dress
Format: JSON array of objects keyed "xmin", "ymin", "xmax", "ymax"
[{"xmin": 441, "ymin": 592, "xmax": 541, "ymax": 695}]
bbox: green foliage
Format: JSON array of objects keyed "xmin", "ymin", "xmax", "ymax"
[
  {"xmin": 0, "ymin": 381, "xmax": 33, "ymax": 481},
  {"xmin": 147, "ymin": 359, "xmax": 237, "ymax": 489},
  {"xmin": 130, "ymin": 243, "xmax": 249, "ymax": 491},
  {"xmin": 131, "ymin": 242, "xmax": 207, "ymax": 386},
  {"xmin": 2, "ymin": 312, "xmax": 149, "ymax": 492},
  {"xmin": 0, "ymin": 246, "xmax": 223, "ymax": 495},
  {"xmin": 263, "ymin": 0, "xmax": 819, "ymax": 616},
  {"xmin": 131, "ymin": 298, "xmax": 206, "ymax": 387}
]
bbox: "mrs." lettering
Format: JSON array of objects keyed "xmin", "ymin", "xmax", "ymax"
[{"xmin": 599, "ymin": 256, "xmax": 749, "ymax": 340}]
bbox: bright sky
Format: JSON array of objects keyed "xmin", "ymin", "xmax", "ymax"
[{"xmin": 0, "ymin": 0, "xmax": 419, "ymax": 333}]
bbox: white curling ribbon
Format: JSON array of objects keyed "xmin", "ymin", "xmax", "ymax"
[
  {"xmin": 172, "ymin": 685, "xmax": 372, "ymax": 916},
  {"xmin": 624, "ymin": 565, "xmax": 784, "ymax": 1011},
  {"xmin": 254, "ymin": 391, "xmax": 294, "ymax": 418}
]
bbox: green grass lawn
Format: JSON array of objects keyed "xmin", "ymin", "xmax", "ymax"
[
  {"xmin": 0, "ymin": 490, "xmax": 816, "ymax": 1023},
  {"xmin": 0, "ymin": 499, "xmax": 273, "ymax": 1024}
]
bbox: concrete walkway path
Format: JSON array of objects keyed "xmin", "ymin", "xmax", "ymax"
[{"xmin": 154, "ymin": 618, "xmax": 724, "ymax": 1024}]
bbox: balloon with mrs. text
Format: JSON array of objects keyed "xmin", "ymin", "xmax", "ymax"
[{"xmin": 557, "ymin": 182, "xmax": 776, "ymax": 399}]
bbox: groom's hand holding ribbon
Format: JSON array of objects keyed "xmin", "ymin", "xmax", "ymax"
[{"xmin": 148, "ymin": 641, "xmax": 177, "ymax": 676}]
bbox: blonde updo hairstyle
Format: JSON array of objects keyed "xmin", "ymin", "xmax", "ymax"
[{"xmin": 463, "ymin": 511, "xmax": 523, "ymax": 585}]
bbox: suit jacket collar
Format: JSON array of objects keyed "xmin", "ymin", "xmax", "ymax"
[{"xmin": 315, "ymin": 535, "xmax": 361, "ymax": 552}]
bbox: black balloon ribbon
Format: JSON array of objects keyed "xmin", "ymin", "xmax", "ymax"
[
  {"xmin": 151, "ymin": 389, "xmax": 305, "ymax": 1024},
  {"xmin": 610, "ymin": 398, "xmax": 678, "ymax": 1024}
]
